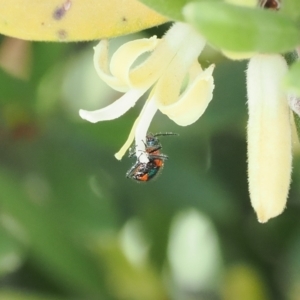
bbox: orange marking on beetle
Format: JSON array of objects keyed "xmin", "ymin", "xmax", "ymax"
[
  {"xmin": 139, "ymin": 174, "xmax": 149, "ymax": 181},
  {"xmin": 154, "ymin": 159, "xmax": 164, "ymax": 167}
]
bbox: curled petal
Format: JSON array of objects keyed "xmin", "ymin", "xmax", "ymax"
[
  {"xmin": 247, "ymin": 54, "xmax": 292, "ymax": 223},
  {"xmin": 79, "ymin": 89, "xmax": 145, "ymax": 123},
  {"xmin": 156, "ymin": 63, "xmax": 215, "ymax": 126},
  {"xmin": 110, "ymin": 36, "xmax": 159, "ymax": 87},
  {"xmin": 93, "ymin": 40, "xmax": 128, "ymax": 92}
]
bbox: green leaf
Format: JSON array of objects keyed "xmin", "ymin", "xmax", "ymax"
[
  {"xmin": 183, "ymin": 1, "xmax": 300, "ymax": 53},
  {"xmin": 139, "ymin": 0, "xmax": 221, "ymax": 21},
  {"xmin": 0, "ymin": 69, "xmax": 33, "ymax": 103},
  {"xmin": 284, "ymin": 60, "xmax": 300, "ymax": 97},
  {"xmin": 94, "ymin": 236, "xmax": 168, "ymax": 300},
  {"xmin": 285, "ymin": 60, "xmax": 300, "ymax": 143},
  {"xmin": 281, "ymin": 0, "xmax": 300, "ymax": 21},
  {"xmin": 222, "ymin": 265, "xmax": 269, "ymax": 300},
  {"xmin": 293, "ymin": 112, "xmax": 300, "ymax": 142},
  {"xmin": 0, "ymin": 289, "xmax": 65, "ymax": 300},
  {"xmin": 0, "ymin": 226, "xmax": 24, "ymax": 277},
  {"xmin": 138, "ymin": 0, "xmax": 191, "ymax": 20},
  {"xmin": 0, "ymin": 171, "xmax": 105, "ymax": 297}
]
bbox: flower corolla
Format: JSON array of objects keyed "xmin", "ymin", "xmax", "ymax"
[{"xmin": 79, "ymin": 22, "xmax": 215, "ymax": 162}]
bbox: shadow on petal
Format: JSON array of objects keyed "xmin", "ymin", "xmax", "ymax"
[{"xmin": 157, "ymin": 65, "xmax": 215, "ymax": 126}]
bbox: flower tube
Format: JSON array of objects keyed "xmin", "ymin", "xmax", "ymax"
[{"xmin": 247, "ymin": 54, "xmax": 292, "ymax": 223}]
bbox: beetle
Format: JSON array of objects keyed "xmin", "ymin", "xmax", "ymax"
[{"xmin": 126, "ymin": 132, "xmax": 177, "ymax": 182}]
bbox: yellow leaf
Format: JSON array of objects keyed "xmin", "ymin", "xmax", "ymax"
[{"xmin": 0, "ymin": 0, "xmax": 168, "ymax": 41}]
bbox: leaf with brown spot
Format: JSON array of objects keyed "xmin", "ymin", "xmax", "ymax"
[{"xmin": 0, "ymin": 0, "xmax": 168, "ymax": 41}]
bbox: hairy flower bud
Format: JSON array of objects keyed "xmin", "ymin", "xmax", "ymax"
[{"xmin": 247, "ymin": 54, "xmax": 292, "ymax": 223}]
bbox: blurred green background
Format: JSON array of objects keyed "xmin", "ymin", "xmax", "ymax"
[{"xmin": 1, "ymin": 24, "xmax": 300, "ymax": 300}]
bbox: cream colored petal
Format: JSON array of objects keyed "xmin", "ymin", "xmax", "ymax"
[
  {"xmin": 129, "ymin": 23, "xmax": 205, "ymax": 90},
  {"xmin": 188, "ymin": 61, "xmax": 203, "ymax": 79},
  {"xmin": 134, "ymin": 98, "xmax": 158, "ymax": 163},
  {"xmin": 152, "ymin": 29, "xmax": 206, "ymax": 109},
  {"xmin": 247, "ymin": 54, "xmax": 292, "ymax": 223},
  {"xmin": 95, "ymin": 23, "xmax": 205, "ymax": 93},
  {"xmin": 79, "ymin": 89, "xmax": 145, "ymax": 123},
  {"xmin": 93, "ymin": 40, "xmax": 129, "ymax": 92},
  {"xmin": 115, "ymin": 115, "xmax": 139, "ymax": 160},
  {"xmin": 154, "ymin": 54, "xmax": 214, "ymax": 126},
  {"xmin": 110, "ymin": 36, "xmax": 159, "ymax": 87},
  {"xmin": 161, "ymin": 65, "xmax": 214, "ymax": 126},
  {"xmin": 96, "ymin": 24, "xmax": 203, "ymax": 93},
  {"xmin": 114, "ymin": 95, "xmax": 156, "ymax": 161}
]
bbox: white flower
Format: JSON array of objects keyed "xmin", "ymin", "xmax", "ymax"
[
  {"xmin": 247, "ymin": 54, "xmax": 292, "ymax": 223},
  {"xmin": 79, "ymin": 22, "xmax": 215, "ymax": 162}
]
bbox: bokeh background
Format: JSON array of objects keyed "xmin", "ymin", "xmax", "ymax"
[{"xmin": 1, "ymin": 24, "xmax": 300, "ymax": 300}]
